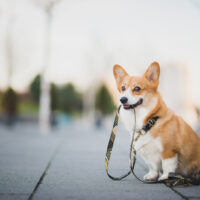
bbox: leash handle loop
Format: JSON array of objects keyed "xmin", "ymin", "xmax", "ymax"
[{"xmin": 105, "ymin": 105, "xmax": 131, "ymax": 181}]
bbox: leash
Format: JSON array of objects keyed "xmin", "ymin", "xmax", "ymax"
[
  {"xmin": 105, "ymin": 105, "xmax": 131, "ymax": 180},
  {"xmin": 105, "ymin": 106, "xmax": 193, "ymax": 187}
]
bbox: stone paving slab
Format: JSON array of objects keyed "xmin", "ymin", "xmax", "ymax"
[
  {"xmin": 0, "ymin": 124, "xmax": 61, "ymax": 200},
  {"xmin": 0, "ymin": 123, "xmax": 200, "ymax": 200},
  {"xmin": 175, "ymin": 186, "xmax": 200, "ymax": 199},
  {"xmin": 33, "ymin": 126, "xmax": 183, "ymax": 200},
  {"xmin": 0, "ymin": 194, "xmax": 29, "ymax": 200}
]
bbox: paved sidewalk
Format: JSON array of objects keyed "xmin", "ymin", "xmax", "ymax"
[{"xmin": 0, "ymin": 123, "xmax": 200, "ymax": 200}]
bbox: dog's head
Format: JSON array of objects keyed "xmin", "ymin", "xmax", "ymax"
[{"xmin": 113, "ymin": 62, "xmax": 160, "ymax": 110}]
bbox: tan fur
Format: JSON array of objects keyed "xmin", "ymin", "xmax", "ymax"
[{"xmin": 113, "ymin": 62, "xmax": 200, "ymax": 176}]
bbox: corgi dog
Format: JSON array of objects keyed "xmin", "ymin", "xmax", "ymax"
[{"xmin": 113, "ymin": 62, "xmax": 200, "ymax": 182}]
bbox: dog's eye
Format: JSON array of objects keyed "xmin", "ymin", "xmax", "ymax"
[
  {"xmin": 121, "ymin": 86, "xmax": 126, "ymax": 91},
  {"xmin": 133, "ymin": 86, "xmax": 141, "ymax": 92}
]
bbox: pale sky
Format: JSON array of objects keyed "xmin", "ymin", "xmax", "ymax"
[{"xmin": 0, "ymin": 0, "xmax": 200, "ymax": 106}]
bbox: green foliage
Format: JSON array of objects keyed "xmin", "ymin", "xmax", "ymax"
[
  {"xmin": 2, "ymin": 87, "xmax": 18, "ymax": 115},
  {"xmin": 95, "ymin": 84, "xmax": 116, "ymax": 115},
  {"xmin": 57, "ymin": 83, "xmax": 82, "ymax": 114},
  {"xmin": 29, "ymin": 75, "xmax": 59, "ymax": 111},
  {"xmin": 0, "ymin": 93, "xmax": 3, "ymax": 113},
  {"xmin": 51, "ymin": 83, "xmax": 58, "ymax": 111},
  {"xmin": 30, "ymin": 74, "xmax": 40, "ymax": 103},
  {"xmin": 29, "ymin": 74, "xmax": 83, "ymax": 114},
  {"xmin": 18, "ymin": 99, "xmax": 39, "ymax": 115}
]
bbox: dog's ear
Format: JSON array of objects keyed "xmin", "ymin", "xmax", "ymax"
[
  {"xmin": 113, "ymin": 64, "xmax": 128, "ymax": 83},
  {"xmin": 143, "ymin": 62, "xmax": 160, "ymax": 87}
]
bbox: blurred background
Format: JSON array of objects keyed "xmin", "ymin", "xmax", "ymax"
[
  {"xmin": 0, "ymin": 0, "xmax": 200, "ymax": 132},
  {"xmin": 1, "ymin": 2, "xmax": 200, "ymax": 199}
]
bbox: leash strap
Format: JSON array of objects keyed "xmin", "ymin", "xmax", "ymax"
[
  {"xmin": 105, "ymin": 105, "xmax": 131, "ymax": 180},
  {"xmin": 105, "ymin": 106, "xmax": 192, "ymax": 186}
]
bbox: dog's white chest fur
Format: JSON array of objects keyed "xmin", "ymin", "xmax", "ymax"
[
  {"xmin": 120, "ymin": 107, "xmax": 162, "ymax": 150},
  {"xmin": 120, "ymin": 106, "xmax": 148, "ymax": 132},
  {"xmin": 120, "ymin": 107, "xmax": 163, "ymax": 176}
]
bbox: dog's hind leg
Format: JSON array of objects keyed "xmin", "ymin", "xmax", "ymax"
[
  {"xmin": 159, "ymin": 153, "xmax": 178, "ymax": 181},
  {"xmin": 139, "ymin": 143, "xmax": 161, "ymax": 181}
]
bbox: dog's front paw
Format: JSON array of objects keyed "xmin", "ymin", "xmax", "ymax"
[
  {"xmin": 158, "ymin": 173, "xmax": 169, "ymax": 181},
  {"xmin": 143, "ymin": 171, "xmax": 158, "ymax": 181}
]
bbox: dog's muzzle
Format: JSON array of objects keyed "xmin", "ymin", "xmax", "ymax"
[{"xmin": 123, "ymin": 98, "xmax": 143, "ymax": 110}]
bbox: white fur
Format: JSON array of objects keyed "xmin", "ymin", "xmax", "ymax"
[
  {"xmin": 120, "ymin": 89, "xmax": 177, "ymax": 180},
  {"xmin": 134, "ymin": 132, "xmax": 162, "ymax": 180},
  {"xmin": 159, "ymin": 156, "xmax": 178, "ymax": 181}
]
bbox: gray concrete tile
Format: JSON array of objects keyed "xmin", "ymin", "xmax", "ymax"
[
  {"xmin": 0, "ymin": 124, "xmax": 61, "ymax": 195},
  {"xmin": 33, "ymin": 126, "xmax": 182, "ymax": 200},
  {"xmin": 175, "ymin": 186, "xmax": 200, "ymax": 199},
  {"xmin": 0, "ymin": 194, "xmax": 28, "ymax": 200},
  {"xmin": 0, "ymin": 123, "xmax": 199, "ymax": 200}
]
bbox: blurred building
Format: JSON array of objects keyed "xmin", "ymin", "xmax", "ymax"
[{"xmin": 159, "ymin": 63, "xmax": 197, "ymax": 128}]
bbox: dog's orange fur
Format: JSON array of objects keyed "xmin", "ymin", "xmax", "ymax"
[{"xmin": 113, "ymin": 62, "xmax": 200, "ymax": 175}]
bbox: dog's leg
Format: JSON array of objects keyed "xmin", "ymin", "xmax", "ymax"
[
  {"xmin": 143, "ymin": 165, "xmax": 159, "ymax": 181},
  {"xmin": 159, "ymin": 154, "xmax": 178, "ymax": 181},
  {"xmin": 139, "ymin": 143, "xmax": 161, "ymax": 181},
  {"xmin": 143, "ymin": 156, "xmax": 161, "ymax": 181}
]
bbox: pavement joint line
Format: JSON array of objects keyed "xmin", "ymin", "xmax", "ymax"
[
  {"xmin": 27, "ymin": 141, "xmax": 62, "ymax": 200},
  {"xmin": 165, "ymin": 185, "xmax": 189, "ymax": 200}
]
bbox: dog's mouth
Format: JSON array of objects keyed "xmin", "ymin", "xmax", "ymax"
[{"xmin": 123, "ymin": 98, "xmax": 143, "ymax": 110}]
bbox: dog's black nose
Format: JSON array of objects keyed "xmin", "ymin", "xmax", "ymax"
[{"xmin": 120, "ymin": 97, "xmax": 128, "ymax": 104}]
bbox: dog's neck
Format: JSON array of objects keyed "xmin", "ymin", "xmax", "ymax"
[
  {"xmin": 134, "ymin": 101, "xmax": 156, "ymax": 130},
  {"xmin": 142, "ymin": 93, "xmax": 169, "ymax": 125},
  {"xmin": 134, "ymin": 92, "xmax": 167, "ymax": 130}
]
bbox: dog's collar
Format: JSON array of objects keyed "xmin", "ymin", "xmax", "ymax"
[
  {"xmin": 142, "ymin": 116, "xmax": 159, "ymax": 132},
  {"xmin": 134, "ymin": 116, "xmax": 159, "ymax": 142}
]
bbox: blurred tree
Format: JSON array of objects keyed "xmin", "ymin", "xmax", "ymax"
[
  {"xmin": 2, "ymin": 87, "xmax": 18, "ymax": 115},
  {"xmin": 2, "ymin": 87, "xmax": 18, "ymax": 125},
  {"xmin": 29, "ymin": 76, "xmax": 82, "ymax": 114},
  {"xmin": 50, "ymin": 83, "xmax": 58, "ymax": 111},
  {"xmin": 30, "ymin": 74, "xmax": 41, "ymax": 103},
  {"xmin": 95, "ymin": 84, "xmax": 115, "ymax": 115},
  {"xmin": 29, "ymin": 74, "xmax": 59, "ymax": 112},
  {"xmin": 58, "ymin": 83, "xmax": 82, "ymax": 114}
]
